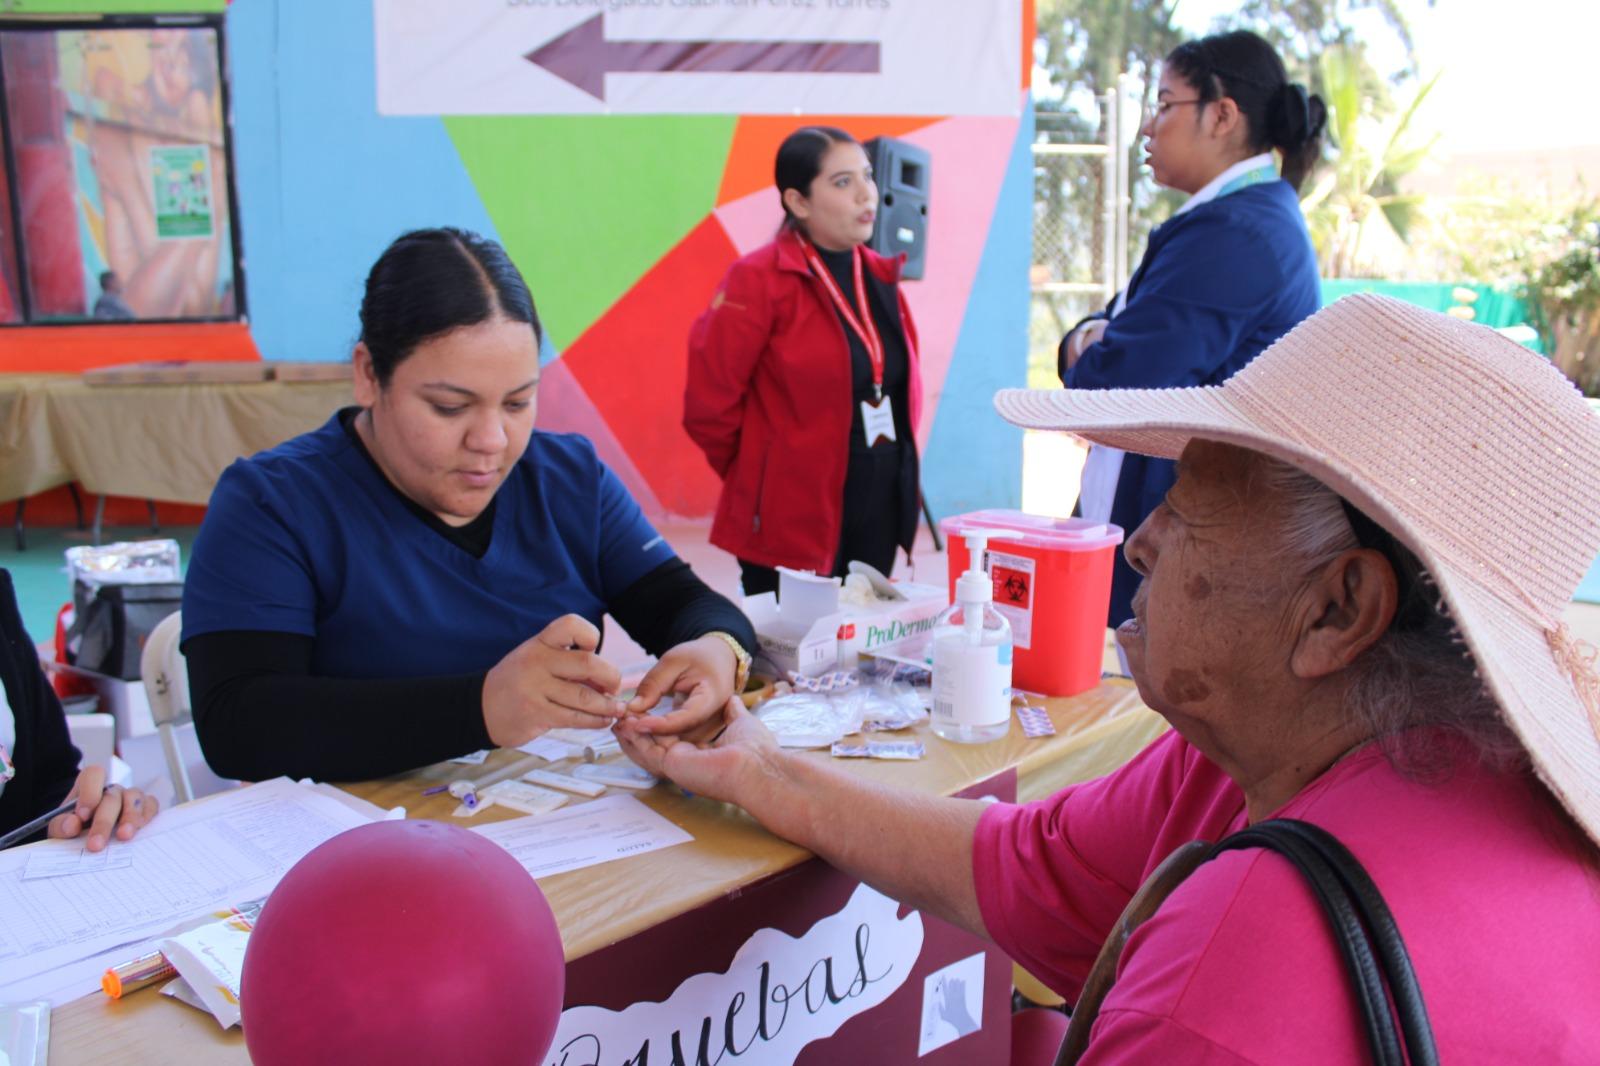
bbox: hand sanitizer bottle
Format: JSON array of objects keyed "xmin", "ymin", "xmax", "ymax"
[{"xmin": 931, "ymin": 530, "xmax": 1014, "ymax": 744}]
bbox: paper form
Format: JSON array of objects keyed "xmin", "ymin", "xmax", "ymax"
[
  {"xmin": 472, "ymin": 793, "xmax": 691, "ymax": 879},
  {"xmin": 0, "ymin": 778, "xmax": 378, "ymax": 1004},
  {"xmin": 22, "ymin": 846, "xmax": 134, "ymax": 881}
]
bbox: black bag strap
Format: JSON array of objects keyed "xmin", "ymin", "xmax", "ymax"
[{"xmin": 1210, "ymin": 819, "xmax": 1438, "ymax": 1066}]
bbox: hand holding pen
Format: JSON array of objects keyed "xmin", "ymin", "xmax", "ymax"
[{"xmin": 46, "ymin": 764, "xmax": 159, "ymax": 851}]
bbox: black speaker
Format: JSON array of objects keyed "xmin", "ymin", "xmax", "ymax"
[{"xmin": 863, "ymin": 136, "xmax": 929, "ymax": 280}]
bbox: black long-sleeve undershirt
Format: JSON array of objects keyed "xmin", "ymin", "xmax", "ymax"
[{"xmin": 184, "ymin": 558, "xmax": 755, "ymax": 783}]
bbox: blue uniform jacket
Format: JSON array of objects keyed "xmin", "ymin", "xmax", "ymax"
[{"xmin": 1059, "ymin": 180, "xmax": 1321, "ymax": 627}]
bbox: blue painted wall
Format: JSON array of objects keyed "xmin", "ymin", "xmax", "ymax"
[
  {"xmin": 222, "ymin": 0, "xmax": 1029, "ymax": 514},
  {"xmin": 227, "ymin": 0, "xmax": 501, "ymax": 362},
  {"xmin": 921, "ymin": 110, "xmax": 1033, "ymax": 520}
]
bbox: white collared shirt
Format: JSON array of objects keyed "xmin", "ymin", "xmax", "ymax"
[{"xmin": 1173, "ymin": 152, "xmax": 1276, "ymax": 217}]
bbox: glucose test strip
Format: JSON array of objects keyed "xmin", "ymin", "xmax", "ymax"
[
  {"xmin": 480, "ymin": 779, "xmax": 570, "ymax": 816},
  {"xmin": 571, "ymin": 762, "xmax": 659, "ymax": 791},
  {"xmin": 521, "ymin": 768, "xmax": 606, "ymax": 798}
]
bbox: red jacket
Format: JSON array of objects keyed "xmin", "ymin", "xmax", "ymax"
[{"xmin": 685, "ymin": 230, "xmax": 923, "ymax": 573}]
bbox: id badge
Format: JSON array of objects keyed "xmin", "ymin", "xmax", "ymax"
[{"xmin": 861, "ymin": 396, "xmax": 897, "ymax": 447}]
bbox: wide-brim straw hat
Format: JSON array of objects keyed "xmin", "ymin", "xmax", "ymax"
[{"xmin": 995, "ymin": 293, "xmax": 1600, "ymax": 844}]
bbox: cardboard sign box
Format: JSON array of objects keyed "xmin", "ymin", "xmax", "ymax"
[{"xmin": 746, "ymin": 582, "xmax": 948, "ymax": 679}]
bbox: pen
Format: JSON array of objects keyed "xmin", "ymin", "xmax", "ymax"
[
  {"xmin": 102, "ymin": 951, "xmax": 177, "ymax": 998},
  {"xmin": 0, "ymin": 799, "xmax": 77, "ymax": 851}
]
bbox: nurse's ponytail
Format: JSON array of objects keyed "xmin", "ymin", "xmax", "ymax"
[
  {"xmin": 1268, "ymin": 82, "xmax": 1328, "ymax": 193},
  {"xmin": 1166, "ymin": 31, "xmax": 1327, "ymax": 194}
]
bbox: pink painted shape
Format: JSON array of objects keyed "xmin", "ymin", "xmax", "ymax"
[
  {"xmin": 710, "ymin": 115, "xmax": 1020, "ymax": 444},
  {"xmin": 711, "ymin": 185, "xmax": 784, "ymax": 258},
  {"xmin": 897, "ymin": 115, "xmax": 1020, "ymax": 443},
  {"xmin": 535, "ymin": 358, "xmax": 665, "ymax": 516}
]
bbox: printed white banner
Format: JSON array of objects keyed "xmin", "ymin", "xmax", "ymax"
[
  {"xmin": 545, "ymin": 882, "xmax": 925, "ymax": 1065},
  {"xmin": 375, "ymin": 0, "xmax": 1021, "ymax": 116}
]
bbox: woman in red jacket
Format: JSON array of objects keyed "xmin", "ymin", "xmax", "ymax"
[{"xmin": 686, "ymin": 126, "xmax": 923, "ymax": 596}]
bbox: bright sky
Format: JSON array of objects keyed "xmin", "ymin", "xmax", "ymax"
[{"xmin": 1172, "ymin": 0, "xmax": 1598, "ymax": 153}]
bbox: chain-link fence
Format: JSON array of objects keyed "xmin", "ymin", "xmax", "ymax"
[
  {"xmin": 1028, "ymin": 93, "xmax": 1127, "ymax": 390},
  {"xmin": 1023, "ymin": 86, "xmax": 1139, "ymax": 515}
]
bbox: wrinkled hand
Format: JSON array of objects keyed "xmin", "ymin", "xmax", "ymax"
[
  {"xmin": 48, "ymin": 765, "xmax": 158, "ymax": 852},
  {"xmin": 616, "ymin": 697, "xmax": 779, "ymax": 805},
  {"xmin": 622, "ymin": 634, "xmax": 739, "ymax": 736},
  {"xmin": 1067, "ymin": 319, "xmax": 1109, "ymax": 368},
  {"xmin": 482, "ymin": 614, "xmax": 626, "ymax": 748}
]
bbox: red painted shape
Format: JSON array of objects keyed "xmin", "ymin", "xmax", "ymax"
[
  {"xmin": 716, "ymin": 115, "xmax": 940, "ymax": 207},
  {"xmin": 560, "ymin": 216, "xmax": 736, "ymax": 518},
  {"xmin": 0, "ymin": 322, "xmax": 259, "ymax": 373},
  {"xmin": 535, "ymin": 358, "xmax": 664, "ymax": 518}
]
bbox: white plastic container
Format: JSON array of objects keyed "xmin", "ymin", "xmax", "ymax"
[{"xmin": 930, "ymin": 530, "xmax": 1014, "ymax": 744}]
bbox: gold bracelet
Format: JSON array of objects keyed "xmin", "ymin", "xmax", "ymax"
[{"xmin": 704, "ymin": 631, "xmax": 752, "ymax": 693}]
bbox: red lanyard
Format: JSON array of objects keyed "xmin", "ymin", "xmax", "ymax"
[{"xmin": 800, "ymin": 237, "xmax": 886, "ymax": 401}]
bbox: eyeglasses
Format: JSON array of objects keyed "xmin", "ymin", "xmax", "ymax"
[{"xmin": 1147, "ymin": 98, "xmax": 1206, "ymax": 120}]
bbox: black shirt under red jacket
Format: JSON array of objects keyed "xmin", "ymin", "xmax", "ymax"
[
  {"xmin": 0, "ymin": 569, "xmax": 80, "ymax": 840},
  {"xmin": 684, "ymin": 228, "xmax": 923, "ymax": 574}
]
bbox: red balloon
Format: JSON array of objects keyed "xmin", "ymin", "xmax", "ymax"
[{"xmin": 241, "ymin": 820, "xmax": 564, "ymax": 1065}]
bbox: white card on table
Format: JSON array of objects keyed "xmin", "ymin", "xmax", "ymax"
[
  {"xmin": 480, "ymin": 780, "xmax": 569, "ymax": 816},
  {"xmin": 522, "ymin": 768, "xmax": 607, "ymax": 798},
  {"xmin": 571, "ymin": 762, "xmax": 659, "ymax": 791}
]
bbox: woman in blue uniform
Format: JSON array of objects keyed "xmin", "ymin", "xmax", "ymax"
[
  {"xmin": 181, "ymin": 228, "xmax": 754, "ymax": 783},
  {"xmin": 1060, "ymin": 30, "xmax": 1325, "ymax": 628}
]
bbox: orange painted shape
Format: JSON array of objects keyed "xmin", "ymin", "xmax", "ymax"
[
  {"xmin": 1023, "ymin": 0, "xmax": 1035, "ymax": 89},
  {"xmin": 0, "ymin": 322, "xmax": 259, "ymax": 374},
  {"xmin": 0, "ymin": 484, "xmax": 206, "ymax": 527},
  {"xmin": 716, "ymin": 115, "xmax": 942, "ymax": 207}
]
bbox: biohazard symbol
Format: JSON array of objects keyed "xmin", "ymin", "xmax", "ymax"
[{"xmin": 994, "ymin": 566, "xmax": 1031, "ymax": 607}]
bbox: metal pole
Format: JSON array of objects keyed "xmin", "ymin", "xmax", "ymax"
[
  {"xmin": 1100, "ymin": 88, "xmax": 1117, "ymax": 305},
  {"xmin": 1115, "ymin": 73, "xmax": 1138, "ymax": 290}
]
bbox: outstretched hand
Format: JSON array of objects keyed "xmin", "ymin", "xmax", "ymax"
[
  {"xmin": 615, "ymin": 696, "xmax": 778, "ymax": 805},
  {"xmin": 623, "ymin": 635, "xmax": 739, "ymax": 736}
]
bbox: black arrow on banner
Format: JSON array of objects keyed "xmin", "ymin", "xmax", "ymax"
[{"xmin": 525, "ymin": 14, "xmax": 882, "ymax": 102}]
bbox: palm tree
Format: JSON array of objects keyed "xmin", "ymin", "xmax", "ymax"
[{"xmin": 1299, "ymin": 47, "xmax": 1440, "ymax": 277}]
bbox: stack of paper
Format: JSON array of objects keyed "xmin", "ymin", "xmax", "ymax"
[{"xmin": 0, "ymin": 778, "xmax": 387, "ymax": 1007}]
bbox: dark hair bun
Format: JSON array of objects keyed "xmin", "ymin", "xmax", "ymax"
[{"xmin": 1268, "ymin": 83, "xmax": 1311, "ymax": 150}]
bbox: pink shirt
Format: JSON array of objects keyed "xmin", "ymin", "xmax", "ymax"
[{"xmin": 975, "ymin": 729, "xmax": 1600, "ymax": 1063}]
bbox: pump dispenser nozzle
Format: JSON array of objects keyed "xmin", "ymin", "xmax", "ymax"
[{"xmin": 955, "ymin": 531, "xmax": 996, "ymax": 644}]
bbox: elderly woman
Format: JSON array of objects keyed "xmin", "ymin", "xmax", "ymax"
[{"xmin": 620, "ymin": 295, "xmax": 1600, "ymax": 1062}]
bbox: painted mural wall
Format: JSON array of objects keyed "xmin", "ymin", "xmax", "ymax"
[{"xmin": 8, "ymin": 0, "xmax": 1034, "ymax": 522}]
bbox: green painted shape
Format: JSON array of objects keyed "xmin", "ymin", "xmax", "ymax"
[
  {"xmin": 4, "ymin": 1, "xmax": 227, "ymax": 12},
  {"xmin": 444, "ymin": 116, "xmax": 735, "ymax": 350}
]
